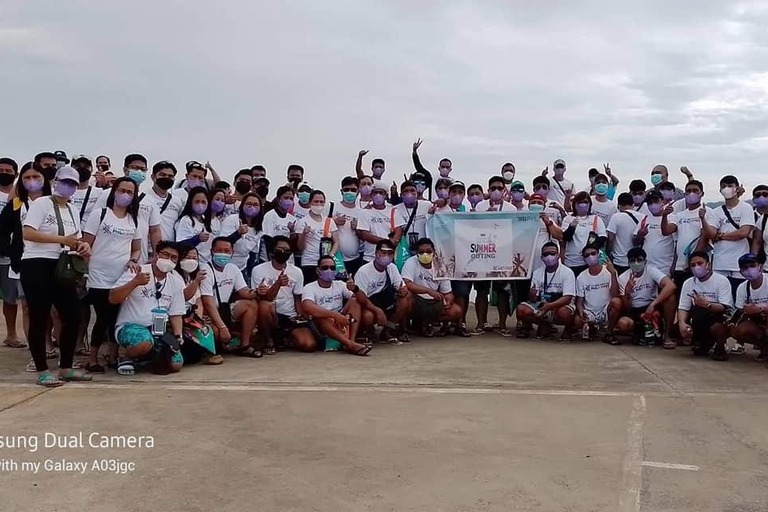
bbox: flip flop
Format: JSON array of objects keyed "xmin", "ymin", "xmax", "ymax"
[
  {"xmin": 3, "ymin": 338, "xmax": 27, "ymax": 349},
  {"xmin": 46, "ymin": 348, "xmax": 59, "ymax": 360},
  {"xmin": 117, "ymin": 360, "xmax": 135, "ymax": 376},
  {"xmin": 36, "ymin": 371, "xmax": 64, "ymax": 388},
  {"xmin": 353, "ymin": 345, "xmax": 372, "ymax": 356},
  {"xmin": 85, "ymin": 363, "xmax": 106, "ymax": 374},
  {"xmin": 58, "ymin": 369, "xmax": 93, "ymax": 382},
  {"xmin": 25, "ymin": 359, "xmax": 37, "ymax": 372},
  {"xmin": 236, "ymin": 345, "xmax": 263, "ymax": 358}
]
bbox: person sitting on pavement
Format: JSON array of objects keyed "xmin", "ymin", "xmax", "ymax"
[
  {"xmin": 614, "ymin": 247, "xmax": 677, "ymax": 348},
  {"xmin": 401, "ymin": 238, "xmax": 463, "ymax": 337},
  {"xmin": 515, "ymin": 242, "xmax": 577, "ymax": 339},
  {"xmin": 200, "ymin": 237, "xmax": 260, "ymax": 358},
  {"xmin": 730, "ymin": 253, "xmax": 768, "ymax": 364},
  {"xmin": 301, "ymin": 255, "xmax": 371, "ymax": 356},
  {"xmin": 110, "ymin": 241, "xmax": 186, "ymax": 375},
  {"xmin": 677, "ymin": 251, "xmax": 734, "ymax": 361},
  {"xmin": 349, "ymin": 239, "xmax": 413, "ymax": 344},
  {"xmin": 252, "ymin": 236, "xmax": 315, "ymax": 353},
  {"xmin": 574, "ymin": 244, "xmax": 621, "ymax": 342}
]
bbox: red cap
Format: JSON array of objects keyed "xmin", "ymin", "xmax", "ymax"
[{"xmin": 529, "ymin": 193, "xmax": 547, "ymax": 203}]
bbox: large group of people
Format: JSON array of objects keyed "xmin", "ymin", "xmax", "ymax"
[{"xmin": 0, "ymin": 143, "xmax": 767, "ymax": 388}]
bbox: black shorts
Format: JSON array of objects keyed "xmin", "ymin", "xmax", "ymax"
[
  {"xmin": 344, "ymin": 257, "xmax": 365, "ymax": 277},
  {"xmin": 277, "ymin": 314, "xmax": 311, "ymax": 332},
  {"xmin": 414, "ymin": 296, "xmax": 444, "ymax": 320}
]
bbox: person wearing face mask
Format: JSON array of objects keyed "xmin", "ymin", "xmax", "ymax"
[
  {"xmin": 542, "ymin": 159, "xmax": 574, "ymax": 211},
  {"xmin": 355, "ymin": 149, "xmax": 387, "ymax": 181},
  {"xmin": 253, "ymin": 236, "xmax": 314, "ymax": 355},
  {"xmin": 658, "ymin": 181, "xmax": 685, "ymax": 214},
  {"xmin": 262, "ymin": 186, "xmax": 298, "ymax": 258},
  {"xmin": 80, "ymin": 177, "xmax": 142, "ymax": 373},
  {"xmin": 731, "ymin": 253, "xmax": 768, "ymax": 363},
  {"xmin": 546, "ymin": 191, "xmax": 606, "ymax": 277},
  {"xmin": 70, "ymin": 155, "xmax": 103, "ymax": 225},
  {"xmin": 20, "ymin": 166, "xmax": 92, "ymax": 386},
  {"xmin": 661, "ymin": 180, "xmax": 709, "ymax": 302},
  {"xmin": 588, "ymin": 164, "xmax": 619, "ymax": 200},
  {"xmin": 94, "ymin": 155, "xmax": 111, "ymax": 186},
  {"xmin": 230, "ymin": 169, "xmax": 253, "ymax": 207},
  {"xmin": 574, "ymin": 245, "xmax": 621, "ymax": 342},
  {"xmin": 401, "ymin": 238, "xmax": 463, "ymax": 336},
  {"xmin": 515, "ymin": 242, "xmax": 577, "ymax": 339},
  {"xmin": 176, "ymin": 245, "xmax": 206, "ymax": 315},
  {"xmin": 53, "ymin": 150, "xmax": 69, "ymax": 170},
  {"xmin": 615, "ymin": 248, "xmax": 677, "ymax": 348},
  {"xmin": 33, "ymin": 152, "xmax": 58, "ymax": 182},
  {"xmin": 395, "ymin": 181, "xmax": 431, "ymax": 259},
  {"xmin": 209, "ymin": 188, "xmax": 230, "ymax": 230},
  {"xmin": 172, "ymin": 161, "xmax": 209, "ymax": 204},
  {"xmin": 532, "ymin": 176, "xmax": 568, "ymax": 219},
  {"xmin": 466, "ymin": 184, "xmax": 485, "ymax": 212},
  {"xmin": 702, "ymin": 175, "xmax": 755, "ymax": 301},
  {"xmin": 286, "ymin": 164, "xmax": 305, "ymax": 191},
  {"xmin": 146, "ymin": 161, "xmax": 184, "ymax": 242},
  {"xmin": 200, "ymin": 237, "xmax": 261, "ymax": 358},
  {"xmin": 432, "ymin": 180, "xmax": 468, "ymax": 214},
  {"xmin": 410, "ymin": 138, "xmax": 439, "ymax": 200},
  {"xmin": 301, "ymin": 255, "xmax": 370, "ymax": 355},
  {"xmin": 607, "ymin": 193, "xmax": 647, "ymax": 276},
  {"xmin": 750, "ymin": 185, "xmax": 768, "ymax": 273},
  {"xmin": 501, "ymin": 162, "xmax": 516, "ymax": 197},
  {"xmin": 0, "ymin": 157, "xmax": 20, "ymax": 347},
  {"xmin": 677, "ymin": 251, "xmax": 733, "ymax": 361},
  {"xmin": 220, "ymin": 192, "xmax": 265, "ymax": 280},
  {"xmin": 349, "ymin": 240, "xmax": 413, "ymax": 344},
  {"xmin": 632, "ymin": 191, "xmax": 675, "ymax": 275},
  {"xmin": 647, "ymin": 164, "xmax": 689, "ymax": 200},
  {"xmin": 296, "ymin": 190, "xmax": 340, "ymax": 284},
  {"xmin": 334, "ymin": 177, "xmax": 365, "ymax": 275},
  {"xmin": 175, "ymin": 187, "xmax": 214, "ymax": 264},
  {"xmin": 476, "ymin": 176, "xmax": 516, "ymax": 212},
  {"xmin": 410, "ymin": 171, "xmax": 431, "ymax": 202},
  {"xmin": 506, "ymin": 180, "xmax": 527, "ymax": 210},
  {"xmin": 0, "ymin": 157, "xmax": 18, "ymax": 209},
  {"xmin": 628, "ymin": 180, "xmax": 651, "ymax": 214},
  {"xmin": 253, "ymin": 176, "xmax": 270, "ymax": 204},
  {"xmin": 250, "ymin": 164, "xmax": 267, "ymax": 182},
  {"xmin": 357, "ymin": 181, "xmax": 403, "ymax": 263},
  {"xmin": 590, "ymin": 174, "xmax": 618, "ymax": 226},
  {"xmin": 357, "ymin": 175, "xmax": 375, "ymax": 208},
  {"xmin": 529, "ymin": 194, "xmax": 562, "ymax": 272},
  {"xmin": 110, "ymin": 241, "xmax": 186, "ymax": 375}
]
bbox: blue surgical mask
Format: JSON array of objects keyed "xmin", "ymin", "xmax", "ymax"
[
  {"xmin": 650, "ymin": 174, "xmax": 663, "ymax": 186},
  {"xmin": 298, "ymin": 192, "xmax": 310, "ymax": 203},
  {"xmin": 594, "ymin": 183, "xmax": 609, "ymax": 196},
  {"xmin": 342, "ymin": 191, "xmax": 357, "ymax": 203},
  {"xmin": 128, "ymin": 170, "xmax": 147, "ymax": 185},
  {"xmin": 529, "ymin": 204, "xmax": 544, "ymax": 212},
  {"xmin": 212, "ymin": 253, "xmax": 232, "ymax": 268}
]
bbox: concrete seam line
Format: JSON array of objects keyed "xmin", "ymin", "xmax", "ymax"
[
  {"xmin": 618, "ymin": 395, "xmax": 646, "ymax": 512},
  {"xmin": 0, "ymin": 388, "xmax": 53, "ymax": 415}
]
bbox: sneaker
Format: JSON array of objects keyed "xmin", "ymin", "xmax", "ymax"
[{"xmin": 730, "ymin": 342, "xmax": 746, "ymax": 355}]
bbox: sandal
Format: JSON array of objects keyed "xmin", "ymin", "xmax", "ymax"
[
  {"xmin": 421, "ymin": 325, "xmax": 435, "ymax": 338},
  {"xmin": 381, "ymin": 328, "xmax": 401, "ymax": 345},
  {"xmin": 117, "ymin": 360, "xmax": 135, "ymax": 376},
  {"xmin": 204, "ymin": 354, "xmax": 225, "ymax": 365},
  {"xmin": 25, "ymin": 359, "xmax": 37, "ymax": 372},
  {"xmin": 85, "ymin": 363, "xmax": 106, "ymax": 374},
  {"xmin": 498, "ymin": 328, "xmax": 513, "ymax": 338},
  {"xmin": 58, "ymin": 369, "xmax": 93, "ymax": 382},
  {"xmin": 353, "ymin": 345, "xmax": 372, "ymax": 356},
  {"xmin": 264, "ymin": 345, "xmax": 276, "ymax": 356},
  {"xmin": 730, "ymin": 343, "xmax": 746, "ymax": 355},
  {"xmin": 663, "ymin": 339, "xmax": 677, "ymax": 350},
  {"xmin": 36, "ymin": 371, "xmax": 64, "ymax": 388},
  {"xmin": 3, "ymin": 338, "xmax": 27, "ymax": 349},
  {"xmin": 455, "ymin": 323, "xmax": 471, "ymax": 338},
  {"xmin": 46, "ymin": 348, "xmax": 59, "ymax": 360},
  {"xmin": 236, "ymin": 345, "xmax": 263, "ymax": 358}
]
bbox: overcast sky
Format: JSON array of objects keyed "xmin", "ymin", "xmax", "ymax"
[{"xmin": 3, "ymin": 0, "xmax": 768, "ymax": 196}]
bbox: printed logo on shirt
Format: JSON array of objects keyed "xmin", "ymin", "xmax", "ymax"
[
  {"xmin": 316, "ymin": 292, "xmax": 344, "ymax": 308},
  {"xmin": 44, "ymin": 214, "xmax": 75, "ymax": 229},
  {"xmin": 100, "ymin": 223, "xmax": 136, "ymax": 237},
  {"xmin": 582, "ymin": 280, "xmax": 610, "ymax": 293}
]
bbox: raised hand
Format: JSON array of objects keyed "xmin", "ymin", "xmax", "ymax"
[
  {"xmin": 413, "ymin": 138, "xmax": 423, "ymax": 152},
  {"xmin": 277, "ymin": 270, "xmax": 290, "ymax": 287},
  {"xmin": 358, "ymin": 149, "xmax": 369, "ymax": 157},
  {"xmin": 541, "ymin": 166, "xmax": 549, "ymax": 177},
  {"xmin": 603, "ymin": 163, "xmax": 611, "ymax": 176},
  {"xmin": 195, "ymin": 268, "xmax": 208, "ymax": 284},
  {"xmin": 238, "ymin": 223, "xmax": 249, "ymax": 235},
  {"xmin": 199, "ymin": 231, "xmax": 211, "ymax": 242}
]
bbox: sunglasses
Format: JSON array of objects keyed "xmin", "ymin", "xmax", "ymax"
[
  {"xmin": 583, "ymin": 252, "xmax": 599, "ymax": 258},
  {"xmin": 754, "ymin": 191, "xmax": 768, "ymax": 198},
  {"xmin": 318, "ymin": 265, "xmax": 335, "ymax": 271},
  {"xmin": 542, "ymin": 252, "xmax": 558, "ymax": 257},
  {"xmin": 489, "ymin": 186, "xmax": 504, "ymax": 191}
]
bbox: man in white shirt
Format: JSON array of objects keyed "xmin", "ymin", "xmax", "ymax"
[
  {"xmin": 301, "ymin": 255, "xmax": 370, "ymax": 355},
  {"xmin": 110, "ymin": 241, "xmax": 186, "ymax": 375},
  {"xmin": 200, "ymin": 237, "xmax": 260, "ymax": 358},
  {"xmin": 702, "ymin": 174, "xmax": 755, "ymax": 300},
  {"xmin": 172, "ymin": 161, "xmax": 209, "ymax": 203},
  {"xmin": 607, "ymin": 193, "xmax": 645, "ymax": 275},
  {"xmin": 70, "ymin": 155, "xmax": 102, "ymax": 225},
  {"xmin": 476, "ymin": 176, "xmax": 516, "ymax": 212},
  {"xmin": 394, "ymin": 180, "xmax": 431, "ymax": 257},
  {"xmin": 590, "ymin": 173, "xmax": 618, "ymax": 227},
  {"xmin": 146, "ymin": 161, "xmax": 185, "ymax": 242},
  {"xmin": 614, "ymin": 248, "xmax": 677, "ymax": 348},
  {"xmin": 334, "ymin": 176, "xmax": 365, "ymax": 275},
  {"xmin": 357, "ymin": 181, "xmax": 403, "ymax": 262},
  {"xmin": 401, "ymin": 238, "xmax": 462, "ymax": 336},
  {"xmin": 629, "ymin": 180, "xmax": 650, "ymax": 214},
  {"xmin": 730, "ymin": 253, "xmax": 768, "ymax": 360},
  {"xmin": 632, "ymin": 190, "xmax": 675, "ymax": 275},
  {"xmin": 544, "ymin": 159, "xmax": 574, "ymax": 212},
  {"xmin": 252, "ymin": 236, "xmax": 314, "ymax": 354},
  {"xmin": 677, "ymin": 251, "xmax": 734, "ymax": 361},
  {"xmin": 575, "ymin": 245, "xmax": 621, "ymax": 342}
]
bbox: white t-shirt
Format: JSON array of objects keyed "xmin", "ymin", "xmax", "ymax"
[
  {"xmin": 335, "ymin": 202, "xmax": 364, "ymax": 261},
  {"xmin": 591, "ymin": 199, "xmax": 618, "ymax": 227},
  {"xmin": 547, "ymin": 177, "xmax": 574, "ymax": 206},
  {"xmin": 22, "ymin": 196, "xmax": 82, "ymax": 260},
  {"xmin": 618, "ymin": 265, "xmax": 667, "ymax": 308},
  {"xmin": 114, "ymin": 264, "xmax": 186, "ymax": 329},
  {"xmin": 633, "ymin": 214, "xmax": 675, "ymax": 274},
  {"xmin": 401, "ymin": 255, "xmax": 452, "ymax": 300},
  {"xmin": 530, "ymin": 264, "xmax": 576, "ymax": 302},
  {"xmin": 295, "ymin": 215, "xmax": 338, "ymax": 266},
  {"xmin": 250, "ymin": 262, "xmax": 303, "ymax": 317},
  {"xmin": 145, "ymin": 187, "xmax": 185, "ymax": 242},
  {"xmin": 395, "ymin": 201, "xmax": 431, "ymax": 246},
  {"xmin": 758, "ymin": 214, "xmax": 768, "ymax": 271},
  {"xmin": 354, "ymin": 261, "xmax": 404, "ymax": 296},
  {"xmin": 668, "ymin": 207, "xmax": 708, "ymax": 271},
  {"xmin": 560, "ymin": 214, "xmax": 607, "ymax": 267},
  {"xmin": 175, "ymin": 216, "xmax": 221, "ymax": 264},
  {"xmin": 705, "ymin": 202, "xmax": 755, "ymax": 272},
  {"xmin": 220, "ymin": 215, "xmax": 263, "ymax": 271},
  {"xmin": 302, "ymin": 280, "xmax": 352, "ymax": 313},
  {"xmin": 576, "ymin": 267, "xmax": 613, "ymax": 314},
  {"xmin": 172, "ymin": 187, "xmax": 189, "ymax": 204},
  {"xmin": 678, "ymin": 272, "xmax": 734, "ymax": 311},
  {"xmin": 607, "ymin": 210, "xmax": 646, "ymax": 267},
  {"xmin": 475, "ymin": 200, "xmax": 517, "ymax": 212},
  {"xmin": 200, "ymin": 262, "xmax": 248, "ymax": 306},
  {"xmin": 71, "ymin": 186, "xmax": 103, "ymax": 225},
  {"xmin": 262, "ymin": 209, "xmax": 296, "ymax": 239},
  {"xmin": 358, "ymin": 206, "xmax": 403, "ymax": 261},
  {"xmin": 95, "ymin": 192, "xmax": 160, "ymax": 264},
  {"xmin": 735, "ymin": 277, "xmax": 768, "ymax": 309},
  {"xmin": 83, "ymin": 208, "xmax": 141, "ymax": 289},
  {"xmin": 292, "ymin": 201, "xmax": 330, "ymax": 221}
]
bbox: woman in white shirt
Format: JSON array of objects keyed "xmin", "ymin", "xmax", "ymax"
[
  {"xmin": 20, "ymin": 166, "xmax": 92, "ymax": 387},
  {"xmin": 209, "ymin": 188, "xmax": 229, "ymax": 225},
  {"xmin": 262, "ymin": 185, "xmax": 297, "ymax": 255},
  {"xmin": 545, "ymin": 191, "xmax": 607, "ymax": 277},
  {"xmin": 296, "ymin": 190, "xmax": 340, "ymax": 285},
  {"xmin": 220, "ymin": 192, "xmax": 265, "ymax": 281},
  {"xmin": 81, "ymin": 177, "xmax": 142, "ymax": 373},
  {"xmin": 175, "ymin": 187, "xmax": 214, "ymax": 264}
]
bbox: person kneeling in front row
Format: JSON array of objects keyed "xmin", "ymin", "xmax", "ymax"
[
  {"xmin": 574, "ymin": 245, "xmax": 622, "ymax": 342},
  {"xmin": 613, "ymin": 247, "xmax": 677, "ymax": 348},
  {"xmin": 301, "ymin": 256, "xmax": 371, "ymax": 355},
  {"xmin": 515, "ymin": 242, "xmax": 577, "ymax": 339},
  {"xmin": 350, "ymin": 240, "xmax": 413, "ymax": 344},
  {"xmin": 110, "ymin": 241, "xmax": 186, "ymax": 375},
  {"xmin": 401, "ymin": 238, "xmax": 463, "ymax": 337},
  {"xmin": 677, "ymin": 251, "xmax": 734, "ymax": 361},
  {"xmin": 730, "ymin": 253, "xmax": 768, "ymax": 364}
]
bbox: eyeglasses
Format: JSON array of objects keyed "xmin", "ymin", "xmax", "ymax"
[
  {"xmin": 542, "ymin": 252, "xmax": 558, "ymax": 257},
  {"xmin": 583, "ymin": 252, "xmax": 599, "ymax": 258},
  {"xmin": 318, "ymin": 265, "xmax": 335, "ymax": 271},
  {"xmin": 511, "ymin": 188, "xmax": 525, "ymax": 193},
  {"xmin": 378, "ymin": 250, "xmax": 395, "ymax": 255}
]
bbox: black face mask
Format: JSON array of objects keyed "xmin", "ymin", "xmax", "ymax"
[
  {"xmin": 289, "ymin": 177, "xmax": 302, "ymax": 187},
  {"xmin": 272, "ymin": 251, "xmax": 292, "ymax": 264},
  {"xmin": 0, "ymin": 174, "xmax": 15, "ymax": 187},
  {"xmin": 235, "ymin": 181, "xmax": 252, "ymax": 195},
  {"xmin": 41, "ymin": 167, "xmax": 56, "ymax": 181},
  {"xmin": 256, "ymin": 186, "xmax": 269, "ymax": 198},
  {"xmin": 97, "ymin": 164, "xmax": 109, "ymax": 172},
  {"xmin": 77, "ymin": 168, "xmax": 92, "ymax": 183},
  {"xmin": 155, "ymin": 177, "xmax": 174, "ymax": 191}
]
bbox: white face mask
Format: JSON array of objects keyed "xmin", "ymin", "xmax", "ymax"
[
  {"xmin": 503, "ymin": 171, "xmax": 514, "ymax": 181},
  {"xmin": 720, "ymin": 186, "xmax": 737, "ymax": 199},
  {"xmin": 155, "ymin": 257, "xmax": 176, "ymax": 274},
  {"xmin": 179, "ymin": 259, "xmax": 198, "ymax": 273},
  {"xmin": 310, "ymin": 205, "xmax": 325, "ymax": 215}
]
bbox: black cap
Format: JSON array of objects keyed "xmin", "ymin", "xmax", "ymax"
[
  {"xmin": 54, "ymin": 150, "xmax": 69, "ymax": 163},
  {"xmin": 185, "ymin": 160, "xmax": 205, "ymax": 172},
  {"xmin": 255, "ymin": 177, "xmax": 270, "ymax": 185},
  {"xmin": 738, "ymin": 253, "xmax": 759, "ymax": 267},
  {"xmin": 646, "ymin": 190, "xmax": 663, "ymax": 201}
]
